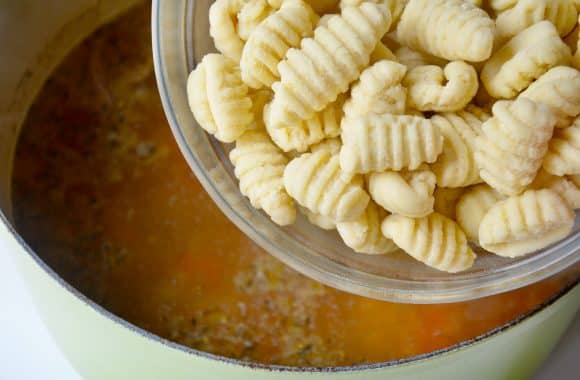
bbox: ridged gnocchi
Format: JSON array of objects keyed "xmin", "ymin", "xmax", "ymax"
[
  {"xmin": 284, "ymin": 150, "xmax": 370, "ymax": 222},
  {"xmin": 404, "ymin": 61, "xmax": 479, "ymax": 112},
  {"xmin": 343, "ymin": 60, "xmax": 407, "ymax": 117},
  {"xmin": 265, "ymin": 96, "xmax": 344, "ymax": 152},
  {"xmin": 519, "ymin": 67, "xmax": 580, "ymax": 128},
  {"xmin": 187, "ymin": 54, "xmax": 253, "ymax": 143},
  {"xmin": 340, "ymin": 114, "xmax": 443, "ymax": 174},
  {"xmin": 381, "ymin": 212, "xmax": 476, "ymax": 273},
  {"xmin": 237, "ymin": 0, "xmax": 276, "ymax": 41},
  {"xmin": 479, "ymin": 189, "xmax": 575, "ymax": 257},
  {"xmin": 494, "ymin": 0, "xmax": 578, "ymax": 43},
  {"xmin": 475, "ymin": 98, "xmax": 557, "ymax": 196},
  {"xmin": 397, "ymin": 0, "xmax": 495, "ymax": 62},
  {"xmin": 369, "ymin": 166, "xmax": 436, "ymax": 218},
  {"xmin": 530, "ymin": 170, "xmax": 580, "ymax": 209},
  {"xmin": 543, "ymin": 117, "xmax": 580, "ymax": 176},
  {"xmin": 430, "ymin": 106, "xmax": 489, "ymax": 188},
  {"xmin": 340, "ymin": 0, "xmax": 409, "ymax": 29},
  {"xmin": 337, "ymin": 201, "xmax": 398, "ymax": 254},
  {"xmin": 481, "ymin": 21, "xmax": 572, "ymax": 99},
  {"xmin": 240, "ymin": 0, "xmax": 317, "ymax": 89},
  {"xmin": 209, "ymin": 0, "xmax": 247, "ymax": 62},
  {"xmin": 456, "ymin": 184, "xmax": 506, "ymax": 243},
  {"xmin": 230, "ymin": 130, "xmax": 297, "ymax": 225},
  {"xmin": 267, "ymin": 2, "xmax": 391, "ymax": 128}
]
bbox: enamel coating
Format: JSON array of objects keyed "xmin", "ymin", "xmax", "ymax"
[{"xmin": 0, "ymin": 1, "xmax": 578, "ymax": 379}]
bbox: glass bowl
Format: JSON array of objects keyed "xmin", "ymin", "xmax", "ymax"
[{"xmin": 152, "ymin": 0, "xmax": 580, "ymax": 303}]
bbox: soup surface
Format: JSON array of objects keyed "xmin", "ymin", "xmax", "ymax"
[{"xmin": 12, "ymin": 2, "xmax": 578, "ymax": 367}]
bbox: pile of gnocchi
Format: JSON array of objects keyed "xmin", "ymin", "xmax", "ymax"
[{"xmin": 187, "ymin": 0, "xmax": 580, "ymax": 273}]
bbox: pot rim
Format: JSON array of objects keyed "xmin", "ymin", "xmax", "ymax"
[{"xmin": 2, "ymin": 209, "xmax": 578, "ymax": 373}]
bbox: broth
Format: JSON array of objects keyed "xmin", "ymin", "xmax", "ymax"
[{"xmin": 12, "ymin": 2, "xmax": 578, "ymax": 367}]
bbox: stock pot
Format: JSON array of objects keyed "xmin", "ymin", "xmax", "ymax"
[{"xmin": 0, "ymin": 1, "xmax": 578, "ymax": 379}]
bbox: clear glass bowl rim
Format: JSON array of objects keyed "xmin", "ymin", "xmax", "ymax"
[{"xmin": 152, "ymin": 0, "xmax": 580, "ymax": 303}]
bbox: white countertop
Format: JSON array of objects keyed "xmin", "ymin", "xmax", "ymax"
[{"xmin": 0, "ymin": 246, "xmax": 578, "ymax": 380}]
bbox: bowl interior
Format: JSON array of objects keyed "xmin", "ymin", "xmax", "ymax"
[{"xmin": 153, "ymin": 0, "xmax": 580, "ymax": 303}]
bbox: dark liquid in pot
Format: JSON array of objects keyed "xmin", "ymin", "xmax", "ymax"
[{"xmin": 11, "ymin": 2, "xmax": 579, "ymax": 367}]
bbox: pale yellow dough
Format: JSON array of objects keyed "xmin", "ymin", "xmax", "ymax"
[
  {"xmin": 237, "ymin": 0, "xmax": 276, "ymax": 41},
  {"xmin": 479, "ymin": 189, "xmax": 575, "ymax": 257},
  {"xmin": 240, "ymin": 0, "xmax": 317, "ymax": 89},
  {"xmin": 475, "ymin": 98, "xmax": 556, "ymax": 196},
  {"xmin": 530, "ymin": 170, "xmax": 580, "ymax": 209},
  {"xmin": 494, "ymin": 0, "xmax": 577, "ymax": 43},
  {"xmin": 230, "ymin": 130, "xmax": 297, "ymax": 225},
  {"xmin": 301, "ymin": 207, "xmax": 337, "ymax": 230},
  {"xmin": 519, "ymin": 66, "xmax": 580, "ymax": 128},
  {"xmin": 481, "ymin": 21, "xmax": 572, "ymax": 99},
  {"xmin": 430, "ymin": 106, "xmax": 490, "ymax": 188},
  {"xmin": 394, "ymin": 47, "xmax": 447, "ymax": 70},
  {"xmin": 187, "ymin": 54, "xmax": 253, "ymax": 143},
  {"xmin": 343, "ymin": 60, "xmax": 407, "ymax": 117},
  {"xmin": 456, "ymin": 184, "xmax": 506, "ymax": 243},
  {"xmin": 369, "ymin": 165, "xmax": 436, "ymax": 218},
  {"xmin": 265, "ymin": 95, "xmax": 344, "ymax": 152},
  {"xmin": 209, "ymin": 0, "xmax": 247, "ymax": 62},
  {"xmin": 337, "ymin": 201, "xmax": 398, "ymax": 254},
  {"xmin": 266, "ymin": 2, "xmax": 391, "ymax": 128},
  {"xmin": 284, "ymin": 150, "xmax": 370, "ymax": 222},
  {"xmin": 381, "ymin": 212, "xmax": 476, "ymax": 273},
  {"xmin": 543, "ymin": 117, "xmax": 580, "ymax": 176},
  {"xmin": 340, "ymin": 114, "xmax": 443, "ymax": 174},
  {"xmin": 397, "ymin": 0, "xmax": 495, "ymax": 62},
  {"xmin": 404, "ymin": 61, "xmax": 479, "ymax": 112}
]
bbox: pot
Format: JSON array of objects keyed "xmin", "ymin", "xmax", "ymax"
[{"xmin": 0, "ymin": 1, "xmax": 578, "ymax": 379}]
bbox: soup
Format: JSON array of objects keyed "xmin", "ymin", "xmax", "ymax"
[{"xmin": 12, "ymin": 2, "xmax": 578, "ymax": 367}]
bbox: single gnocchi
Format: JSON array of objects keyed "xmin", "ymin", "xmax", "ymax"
[
  {"xmin": 337, "ymin": 201, "xmax": 398, "ymax": 254},
  {"xmin": 543, "ymin": 117, "xmax": 580, "ymax": 176},
  {"xmin": 479, "ymin": 189, "xmax": 575, "ymax": 257},
  {"xmin": 340, "ymin": 114, "xmax": 443, "ymax": 174},
  {"xmin": 343, "ymin": 60, "xmax": 407, "ymax": 117},
  {"xmin": 266, "ymin": 2, "xmax": 391, "ymax": 128},
  {"xmin": 475, "ymin": 98, "xmax": 556, "ymax": 196},
  {"xmin": 397, "ymin": 0, "xmax": 495, "ymax": 62},
  {"xmin": 456, "ymin": 184, "xmax": 506, "ymax": 243},
  {"xmin": 284, "ymin": 150, "xmax": 370, "ymax": 222},
  {"xmin": 265, "ymin": 96, "xmax": 344, "ymax": 152},
  {"xmin": 187, "ymin": 54, "xmax": 253, "ymax": 143},
  {"xmin": 230, "ymin": 130, "xmax": 297, "ymax": 225},
  {"xmin": 430, "ymin": 106, "xmax": 489, "ymax": 188},
  {"xmin": 240, "ymin": 0, "xmax": 318, "ymax": 89},
  {"xmin": 519, "ymin": 66, "xmax": 580, "ymax": 128},
  {"xmin": 404, "ymin": 61, "xmax": 479, "ymax": 113},
  {"xmin": 381, "ymin": 212, "xmax": 476, "ymax": 273},
  {"xmin": 209, "ymin": 0, "xmax": 247, "ymax": 62},
  {"xmin": 494, "ymin": 0, "xmax": 578, "ymax": 43},
  {"xmin": 481, "ymin": 21, "xmax": 572, "ymax": 99},
  {"xmin": 369, "ymin": 165, "xmax": 436, "ymax": 218}
]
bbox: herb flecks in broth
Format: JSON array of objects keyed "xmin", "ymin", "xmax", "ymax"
[{"xmin": 12, "ymin": 2, "xmax": 577, "ymax": 367}]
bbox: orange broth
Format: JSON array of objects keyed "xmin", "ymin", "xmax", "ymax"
[{"xmin": 11, "ymin": 2, "xmax": 578, "ymax": 367}]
